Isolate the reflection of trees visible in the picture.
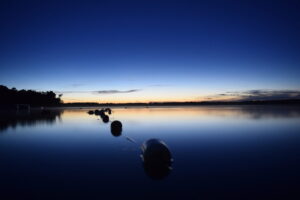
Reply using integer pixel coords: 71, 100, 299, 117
239, 105, 300, 119
0, 110, 63, 132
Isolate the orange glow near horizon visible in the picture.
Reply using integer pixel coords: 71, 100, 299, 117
62, 95, 239, 103
60, 88, 244, 103
61, 91, 195, 103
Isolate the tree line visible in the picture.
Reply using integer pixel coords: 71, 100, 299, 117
0, 85, 62, 106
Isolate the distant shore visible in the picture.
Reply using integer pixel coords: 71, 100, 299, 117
1, 99, 300, 111
61, 99, 300, 107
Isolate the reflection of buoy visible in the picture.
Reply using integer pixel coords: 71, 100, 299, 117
141, 139, 173, 180
111, 120, 122, 136
102, 114, 109, 123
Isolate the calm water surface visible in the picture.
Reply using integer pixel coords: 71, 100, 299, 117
1, 106, 300, 199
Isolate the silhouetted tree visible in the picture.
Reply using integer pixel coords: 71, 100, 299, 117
0, 85, 63, 106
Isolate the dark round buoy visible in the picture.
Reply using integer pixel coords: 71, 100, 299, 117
102, 114, 109, 123
105, 108, 112, 115
99, 109, 105, 117
94, 109, 100, 115
111, 120, 122, 136
141, 139, 173, 180
87, 110, 94, 115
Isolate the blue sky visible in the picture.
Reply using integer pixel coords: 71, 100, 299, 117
1, 0, 299, 102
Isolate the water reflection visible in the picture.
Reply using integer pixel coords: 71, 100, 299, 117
239, 105, 300, 119
111, 105, 300, 121
0, 109, 63, 132
0, 106, 300, 199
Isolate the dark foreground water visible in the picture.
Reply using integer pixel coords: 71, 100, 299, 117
1, 106, 300, 199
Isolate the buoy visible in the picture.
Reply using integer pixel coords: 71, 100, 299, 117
102, 114, 109, 123
94, 110, 100, 115
99, 109, 105, 117
111, 120, 122, 136
141, 139, 173, 180
105, 108, 112, 115
87, 110, 94, 115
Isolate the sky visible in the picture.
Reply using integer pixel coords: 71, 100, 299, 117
1, 0, 300, 103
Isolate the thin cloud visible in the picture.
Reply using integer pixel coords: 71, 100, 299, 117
217, 89, 300, 101
54, 90, 85, 94
94, 89, 140, 94
56, 89, 141, 95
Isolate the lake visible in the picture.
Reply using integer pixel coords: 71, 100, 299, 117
1, 106, 300, 199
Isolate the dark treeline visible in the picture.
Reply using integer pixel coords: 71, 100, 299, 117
1, 84, 300, 108
0, 85, 62, 107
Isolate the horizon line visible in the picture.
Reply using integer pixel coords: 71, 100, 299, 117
61, 99, 300, 105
